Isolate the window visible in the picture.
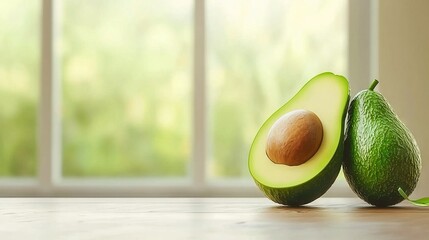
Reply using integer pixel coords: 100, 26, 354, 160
0, 1, 40, 177
207, 0, 347, 180
60, 0, 192, 177
0, 0, 373, 196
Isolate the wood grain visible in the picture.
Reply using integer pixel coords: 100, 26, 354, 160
0, 198, 427, 240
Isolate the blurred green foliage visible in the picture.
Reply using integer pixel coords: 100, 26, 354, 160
0, 0, 346, 178
0, 1, 39, 176
208, 0, 347, 178
61, 0, 192, 177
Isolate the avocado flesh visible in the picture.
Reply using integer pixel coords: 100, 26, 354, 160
248, 72, 350, 206
343, 82, 421, 207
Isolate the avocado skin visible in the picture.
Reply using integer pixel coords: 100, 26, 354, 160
255, 141, 343, 206
343, 90, 421, 207
254, 95, 349, 206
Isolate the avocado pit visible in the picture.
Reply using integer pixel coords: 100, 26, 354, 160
265, 109, 323, 166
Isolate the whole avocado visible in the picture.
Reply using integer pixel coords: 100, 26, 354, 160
343, 80, 421, 207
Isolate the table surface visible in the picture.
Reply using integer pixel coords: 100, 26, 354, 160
0, 197, 428, 240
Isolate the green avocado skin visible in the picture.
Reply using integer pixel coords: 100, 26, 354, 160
255, 139, 344, 206
255, 95, 349, 206
343, 90, 421, 207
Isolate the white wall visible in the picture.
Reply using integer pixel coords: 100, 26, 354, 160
378, 0, 429, 197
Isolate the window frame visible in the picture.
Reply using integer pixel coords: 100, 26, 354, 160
0, 0, 376, 197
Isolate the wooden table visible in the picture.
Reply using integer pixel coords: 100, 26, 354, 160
0, 198, 427, 239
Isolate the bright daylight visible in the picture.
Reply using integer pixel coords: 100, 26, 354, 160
1, 0, 429, 239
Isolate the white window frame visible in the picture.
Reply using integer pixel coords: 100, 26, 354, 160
0, 0, 377, 197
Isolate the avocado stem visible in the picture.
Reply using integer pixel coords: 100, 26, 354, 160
369, 79, 379, 91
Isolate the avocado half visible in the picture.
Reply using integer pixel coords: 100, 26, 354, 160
248, 72, 350, 206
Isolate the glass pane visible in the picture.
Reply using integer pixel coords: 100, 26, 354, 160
61, 0, 192, 177
0, 1, 40, 176
207, 0, 348, 179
